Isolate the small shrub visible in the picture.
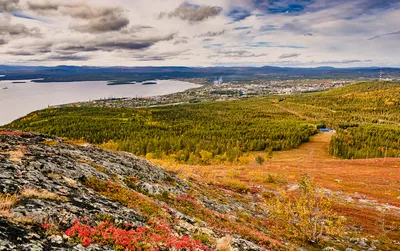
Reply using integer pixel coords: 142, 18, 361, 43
265, 173, 287, 185
255, 155, 265, 165
192, 233, 214, 246
268, 174, 344, 244
220, 179, 250, 194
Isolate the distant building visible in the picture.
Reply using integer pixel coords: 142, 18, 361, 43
214, 77, 223, 85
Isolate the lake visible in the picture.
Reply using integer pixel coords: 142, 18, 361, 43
0, 79, 200, 126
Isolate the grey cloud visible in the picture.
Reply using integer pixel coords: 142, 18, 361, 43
174, 37, 188, 45
133, 50, 188, 61
55, 45, 100, 53
0, 0, 20, 12
199, 29, 226, 37
279, 53, 300, 59
98, 41, 152, 50
0, 38, 7, 45
0, 16, 42, 38
27, 1, 123, 19
27, 1, 59, 12
96, 33, 175, 50
27, 1, 130, 33
8, 42, 53, 56
210, 49, 267, 58
316, 60, 372, 64
71, 15, 130, 33
160, 3, 222, 22
368, 31, 400, 40
5, 51, 36, 56
54, 33, 175, 54
127, 25, 155, 33
47, 54, 90, 61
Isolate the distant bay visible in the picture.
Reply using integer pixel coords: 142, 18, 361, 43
0, 79, 200, 126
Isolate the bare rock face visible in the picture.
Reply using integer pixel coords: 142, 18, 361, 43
0, 132, 266, 250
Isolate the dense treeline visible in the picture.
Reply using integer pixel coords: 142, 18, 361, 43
7, 82, 400, 161
280, 82, 400, 159
8, 99, 317, 164
330, 125, 400, 158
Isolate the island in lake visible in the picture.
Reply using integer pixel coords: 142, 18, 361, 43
142, 81, 157, 85
107, 81, 136, 86
12, 81, 26, 84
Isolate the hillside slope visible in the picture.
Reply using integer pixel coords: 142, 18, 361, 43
0, 131, 279, 250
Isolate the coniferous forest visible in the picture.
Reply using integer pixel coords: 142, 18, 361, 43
7, 82, 400, 162
8, 100, 316, 164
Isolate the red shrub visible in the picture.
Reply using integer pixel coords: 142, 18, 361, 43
65, 219, 212, 250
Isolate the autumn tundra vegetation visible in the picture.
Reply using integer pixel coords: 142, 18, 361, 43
2, 82, 400, 250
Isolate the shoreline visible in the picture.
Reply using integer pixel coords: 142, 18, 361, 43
0, 79, 202, 126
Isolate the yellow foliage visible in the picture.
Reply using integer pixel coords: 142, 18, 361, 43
268, 174, 344, 244
98, 140, 119, 151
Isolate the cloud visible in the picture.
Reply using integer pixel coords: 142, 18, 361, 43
160, 3, 223, 22
233, 26, 252, 30
210, 49, 267, 58
279, 53, 300, 59
368, 30, 400, 40
27, 1, 130, 33
53, 33, 176, 54
132, 50, 189, 61
0, 0, 20, 12
26, 0, 59, 12
0, 38, 6, 45
0, 15, 42, 38
47, 54, 90, 61
7, 41, 53, 55
318, 60, 372, 64
198, 29, 226, 37
173, 37, 188, 45
70, 15, 129, 33
127, 25, 155, 33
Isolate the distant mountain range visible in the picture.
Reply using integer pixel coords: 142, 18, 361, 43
1, 65, 399, 82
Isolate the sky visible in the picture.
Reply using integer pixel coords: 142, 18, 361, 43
0, 0, 399, 67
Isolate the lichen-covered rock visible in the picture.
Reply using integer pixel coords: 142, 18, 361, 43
0, 132, 271, 250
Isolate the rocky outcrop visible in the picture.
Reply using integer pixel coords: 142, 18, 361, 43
0, 132, 267, 250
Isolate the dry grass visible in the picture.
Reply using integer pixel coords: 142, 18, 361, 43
62, 138, 91, 147
47, 173, 78, 187
63, 177, 78, 187
0, 194, 17, 217
43, 139, 60, 146
21, 188, 59, 200
12, 216, 35, 225
0, 146, 25, 163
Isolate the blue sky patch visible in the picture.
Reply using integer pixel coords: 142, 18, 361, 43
227, 8, 252, 22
